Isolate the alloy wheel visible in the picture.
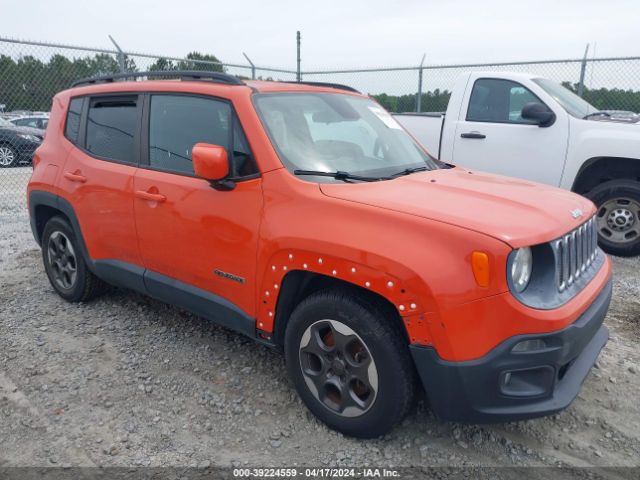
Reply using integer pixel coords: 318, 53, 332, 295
298, 319, 378, 418
47, 231, 78, 290
0, 146, 15, 166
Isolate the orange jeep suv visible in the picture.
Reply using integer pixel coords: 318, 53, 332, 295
28, 71, 612, 438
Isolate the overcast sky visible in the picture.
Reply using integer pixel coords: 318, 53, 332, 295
3, 0, 638, 70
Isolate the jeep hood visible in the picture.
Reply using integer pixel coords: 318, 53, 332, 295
319, 168, 596, 248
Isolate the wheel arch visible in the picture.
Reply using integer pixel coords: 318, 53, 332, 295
258, 250, 435, 348
572, 156, 640, 194
29, 190, 94, 271
269, 270, 410, 348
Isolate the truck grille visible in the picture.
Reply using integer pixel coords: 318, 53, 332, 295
552, 217, 598, 292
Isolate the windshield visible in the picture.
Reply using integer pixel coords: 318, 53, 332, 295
254, 93, 438, 182
0, 117, 13, 127
532, 78, 597, 118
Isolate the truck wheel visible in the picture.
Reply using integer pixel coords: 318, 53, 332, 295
284, 289, 416, 438
586, 179, 640, 257
42, 216, 107, 302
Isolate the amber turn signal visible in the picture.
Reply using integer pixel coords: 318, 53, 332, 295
471, 251, 490, 288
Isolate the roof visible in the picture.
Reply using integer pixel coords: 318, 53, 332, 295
65, 72, 362, 97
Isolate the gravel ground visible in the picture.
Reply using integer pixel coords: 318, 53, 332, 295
1, 167, 639, 474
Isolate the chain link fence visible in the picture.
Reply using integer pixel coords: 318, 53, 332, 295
1, 36, 640, 241
303, 56, 640, 113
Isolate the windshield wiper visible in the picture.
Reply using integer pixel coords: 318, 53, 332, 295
583, 111, 610, 120
293, 169, 387, 182
389, 166, 429, 178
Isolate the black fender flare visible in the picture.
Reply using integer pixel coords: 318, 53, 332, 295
29, 190, 95, 273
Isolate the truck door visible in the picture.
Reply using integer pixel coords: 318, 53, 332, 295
451, 77, 568, 186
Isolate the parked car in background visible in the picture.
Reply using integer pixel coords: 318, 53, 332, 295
9, 114, 49, 130
395, 72, 640, 256
0, 116, 44, 167
28, 71, 611, 437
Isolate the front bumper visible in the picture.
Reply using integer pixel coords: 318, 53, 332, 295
410, 279, 611, 422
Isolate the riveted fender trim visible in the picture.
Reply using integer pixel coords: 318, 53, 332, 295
257, 250, 429, 338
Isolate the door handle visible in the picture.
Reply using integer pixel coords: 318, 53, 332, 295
135, 190, 166, 203
63, 171, 87, 183
460, 132, 486, 139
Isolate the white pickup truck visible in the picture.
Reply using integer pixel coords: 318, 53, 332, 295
395, 72, 640, 256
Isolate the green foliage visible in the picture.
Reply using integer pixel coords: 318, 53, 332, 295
374, 85, 640, 114
562, 81, 640, 112
0, 50, 225, 112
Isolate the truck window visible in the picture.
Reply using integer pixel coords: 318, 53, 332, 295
467, 78, 541, 124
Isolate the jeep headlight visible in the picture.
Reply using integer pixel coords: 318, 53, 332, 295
510, 247, 532, 293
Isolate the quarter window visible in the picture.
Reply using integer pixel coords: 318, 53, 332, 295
467, 78, 542, 124
65, 98, 84, 144
86, 96, 138, 163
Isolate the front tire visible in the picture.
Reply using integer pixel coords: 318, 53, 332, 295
586, 179, 640, 257
284, 289, 416, 438
42, 216, 106, 302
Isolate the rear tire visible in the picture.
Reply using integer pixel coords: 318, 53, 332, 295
586, 179, 640, 257
42, 216, 107, 302
284, 289, 416, 438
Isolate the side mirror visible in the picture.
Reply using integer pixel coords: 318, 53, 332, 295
192, 143, 229, 181
521, 102, 556, 127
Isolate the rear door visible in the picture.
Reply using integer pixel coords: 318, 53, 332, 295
133, 92, 263, 317
451, 77, 568, 186
60, 94, 142, 266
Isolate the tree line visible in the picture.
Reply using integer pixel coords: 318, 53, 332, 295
372, 82, 640, 114
1, 52, 639, 114
0, 52, 225, 112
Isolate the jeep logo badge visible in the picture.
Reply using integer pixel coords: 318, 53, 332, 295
571, 208, 583, 219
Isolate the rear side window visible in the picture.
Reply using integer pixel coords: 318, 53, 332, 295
467, 78, 541, 124
86, 96, 138, 163
148, 94, 231, 175
65, 98, 84, 144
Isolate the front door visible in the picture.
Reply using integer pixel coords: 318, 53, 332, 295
451, 77, 569, 186
133, 93, 263, 318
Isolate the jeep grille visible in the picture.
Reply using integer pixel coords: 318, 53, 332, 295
551, 216, 598, 292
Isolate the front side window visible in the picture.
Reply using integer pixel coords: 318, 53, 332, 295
254, 93, 438, 182
467, 78, 542, 124
149, 95, 231, 175
86, 96, 138, 163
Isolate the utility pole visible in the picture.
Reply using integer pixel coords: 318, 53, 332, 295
296, 31, 302, 82
577, 43, 590, 98
416, 53, 426, 112
108, 35, 126, 73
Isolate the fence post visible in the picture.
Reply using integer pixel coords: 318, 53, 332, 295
108, 35, 126, 73
577, 43, 590, 97
296, 31, 302, 81
243, 52, 256, 79
416, 53, 426, 112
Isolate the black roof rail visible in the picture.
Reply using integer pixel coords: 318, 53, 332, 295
70, 70, 245, 88
294, 81, 360, 93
